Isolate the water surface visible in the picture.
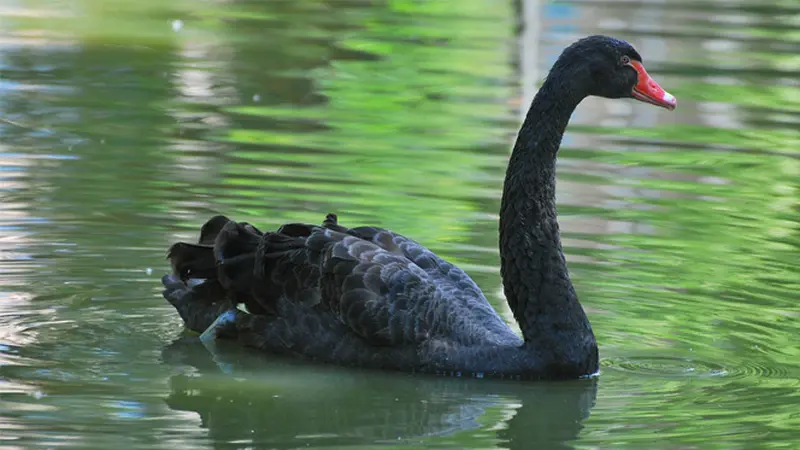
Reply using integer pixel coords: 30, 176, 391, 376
0, 0, 798, 448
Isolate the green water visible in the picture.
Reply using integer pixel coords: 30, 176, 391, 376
0, 0, 797, 448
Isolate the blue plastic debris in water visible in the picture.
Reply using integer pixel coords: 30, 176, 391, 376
200, 309, 237, 343
198, 310, 238, 374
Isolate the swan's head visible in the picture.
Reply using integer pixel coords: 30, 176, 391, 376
553, 35, 677, 110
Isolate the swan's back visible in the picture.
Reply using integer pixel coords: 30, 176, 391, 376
167, 214, 518, 349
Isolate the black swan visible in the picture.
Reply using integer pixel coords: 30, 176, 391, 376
161, 35, 676, 380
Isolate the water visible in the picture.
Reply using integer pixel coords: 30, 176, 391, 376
0, 0, 798, 448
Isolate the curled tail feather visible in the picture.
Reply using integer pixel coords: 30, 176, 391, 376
167, 216, 272, 315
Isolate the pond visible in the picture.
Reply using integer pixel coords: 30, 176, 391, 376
0, 0, 798, 448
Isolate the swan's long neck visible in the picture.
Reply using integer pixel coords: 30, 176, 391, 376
499, 74, 598, 371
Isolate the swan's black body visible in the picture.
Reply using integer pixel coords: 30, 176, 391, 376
162, 35, 675, 380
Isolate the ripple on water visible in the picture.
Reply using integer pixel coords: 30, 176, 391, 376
603, 355, 729, 378
602, 355, 796, 380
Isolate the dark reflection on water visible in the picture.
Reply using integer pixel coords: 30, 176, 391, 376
0, 0, 798, 448
162, 337, 596, 449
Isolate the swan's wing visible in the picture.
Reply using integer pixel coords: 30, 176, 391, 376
248, 226, 437, 346
320, 214, 485, 302
349, 227, 485, 299
167, 214, 493, 347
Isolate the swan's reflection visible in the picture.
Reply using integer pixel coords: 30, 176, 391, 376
162, 337, 597, 449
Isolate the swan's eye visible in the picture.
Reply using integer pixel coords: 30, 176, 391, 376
620, 55, 631, 65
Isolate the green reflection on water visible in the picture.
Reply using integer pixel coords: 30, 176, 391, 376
0, 0, 798, 448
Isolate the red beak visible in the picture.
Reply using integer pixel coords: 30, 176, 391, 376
629, 60, 676, 110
